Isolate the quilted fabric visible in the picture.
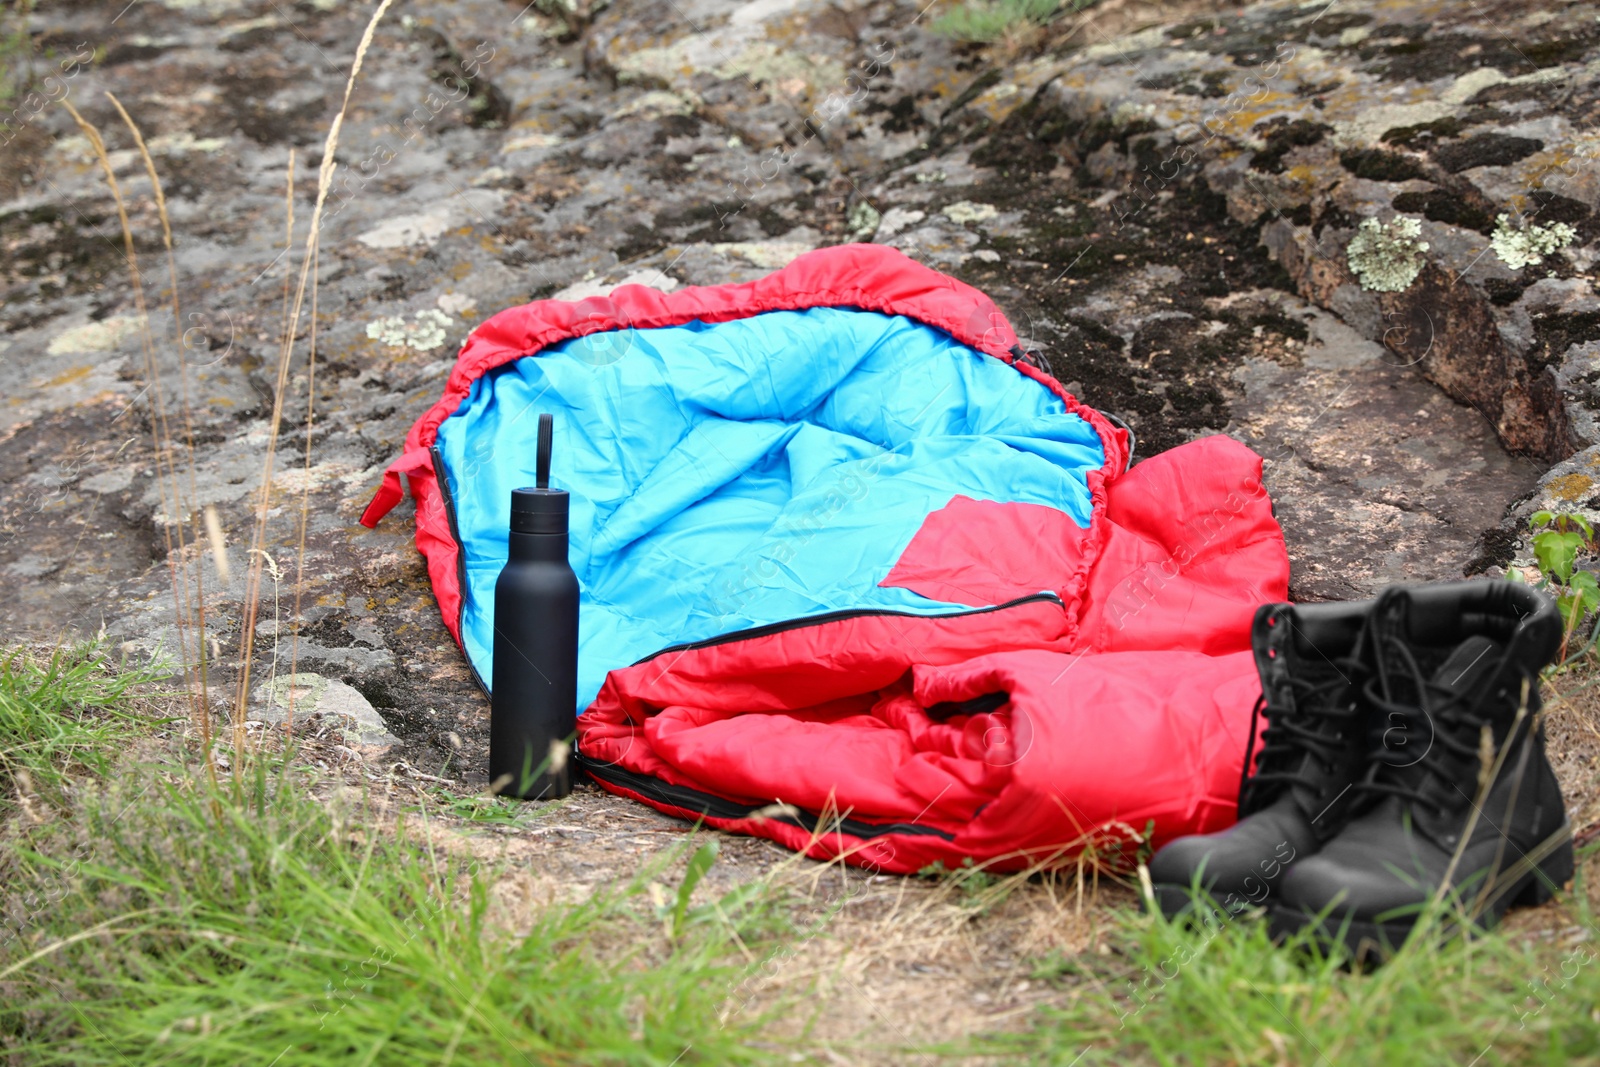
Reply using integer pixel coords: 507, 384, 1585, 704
362, 244, 1289, 872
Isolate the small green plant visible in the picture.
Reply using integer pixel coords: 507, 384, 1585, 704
425, 786, 543, 826
931, 0, 1095, 45
660, 840, 720, 940
1522, 510, 1600, 661
916, 856, 1016, 915
1028, 946, 1091, 984
918, 856, 998, 894
647, 838, 797, 946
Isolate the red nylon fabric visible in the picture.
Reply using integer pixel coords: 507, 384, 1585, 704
578, 435, 1288, 873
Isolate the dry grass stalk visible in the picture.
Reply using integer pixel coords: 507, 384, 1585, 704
227, 152, 297, 769
229, 0, 397, 759
106, 91, 218, 777
287, 239, 322, 739
203, 505, 231, 582
56, 99, 214, 784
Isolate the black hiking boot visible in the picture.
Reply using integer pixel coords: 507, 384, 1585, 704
1147, 599, 1373, 920
1270, 580, 1572, 960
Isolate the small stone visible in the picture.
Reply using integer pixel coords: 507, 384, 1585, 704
1440, 67, 1505, 104
502, 131, 564, 153
250, 673, 399, 749
357, 211, 454, 249
710, 240, 815, 269
7, 554, 58, 578
79, 468, 135, 495
605, 90, 699, 124
435, 293, 478, 316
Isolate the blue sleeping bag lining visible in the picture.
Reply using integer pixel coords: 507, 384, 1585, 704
432, 307, 1105, 709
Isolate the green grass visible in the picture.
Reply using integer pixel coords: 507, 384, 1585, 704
0, 643, 175, 812
970, 876, 1600, 1066
0, 1, 35, 108
424, 786, 549, 826
0, 646, 793, 1066
930, 0, 1095, 45
8, 644, 1600, 1065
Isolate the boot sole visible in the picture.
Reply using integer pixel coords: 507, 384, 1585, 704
1267, 833, 1576, 962
1149, 883, 1259, 923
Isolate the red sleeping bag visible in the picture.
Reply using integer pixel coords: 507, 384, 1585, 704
362, 244, 1290, 874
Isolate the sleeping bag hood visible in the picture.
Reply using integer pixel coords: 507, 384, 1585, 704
361, 244, 1291, 874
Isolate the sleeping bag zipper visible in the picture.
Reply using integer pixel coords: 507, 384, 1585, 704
581, 591, 1065, 843
571, 753, 959, 840
631, 590, 1065, 665
431, 445, 489, 694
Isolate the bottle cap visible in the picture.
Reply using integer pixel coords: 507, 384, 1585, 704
511, 486, 568, 534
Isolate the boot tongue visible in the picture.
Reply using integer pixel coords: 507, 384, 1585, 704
1430, 634, 1505, 696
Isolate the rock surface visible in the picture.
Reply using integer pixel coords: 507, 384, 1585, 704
1, 0, 1596, 778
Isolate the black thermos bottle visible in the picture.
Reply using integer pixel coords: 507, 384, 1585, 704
490, 413, 580, 799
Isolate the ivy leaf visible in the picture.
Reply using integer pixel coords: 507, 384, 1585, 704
1531, 510, 1555, 530
1569, 514, 1595, 541
1534, 530, 1583, 584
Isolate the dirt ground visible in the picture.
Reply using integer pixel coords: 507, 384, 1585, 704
357, 655, 1599, 1060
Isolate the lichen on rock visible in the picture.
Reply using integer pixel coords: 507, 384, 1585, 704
1489, 213, 1578, 271
847, 202, 881, 240
1346, 216, 1429, 293
365, 309, 454, 352
942, 201, 999, 225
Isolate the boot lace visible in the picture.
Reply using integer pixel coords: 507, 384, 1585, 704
1353, 636, 1510, 817
1239, 663, 1364, 810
